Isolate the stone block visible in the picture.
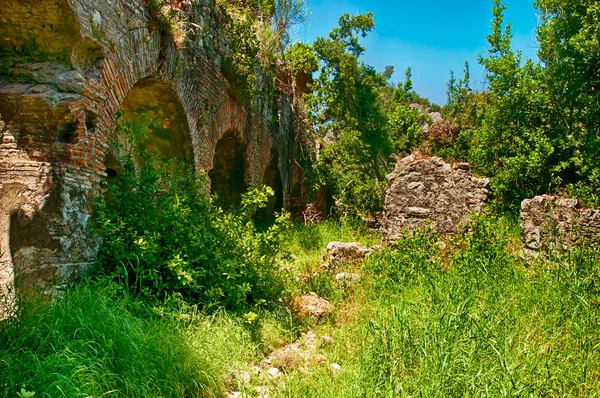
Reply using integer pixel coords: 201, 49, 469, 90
520, 195, 600, 260
382, 155, 489, 240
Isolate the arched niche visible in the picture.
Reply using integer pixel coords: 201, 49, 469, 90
262, 149, 284, 213
105, 78, 194, 175
253, 148, 284, 228
209, 130, 249, 211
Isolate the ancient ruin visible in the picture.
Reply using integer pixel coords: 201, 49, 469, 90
520, 195, 600, 260
0, 0, 299, 294
382, 155, 489, 241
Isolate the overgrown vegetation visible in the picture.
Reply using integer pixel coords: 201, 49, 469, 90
2, 0, 600, 396
217, 0, 308, 101
439, 0, 600, 210
289, 0, 600, 214
4, 214, 598, 396
276, 216, 600, 397
294, 13, 437, 216
94, 118, 289, 312
0, 276, 306, 397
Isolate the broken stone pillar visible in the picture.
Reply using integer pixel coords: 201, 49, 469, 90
0, 117, 53, 313
382, 155, 489, 241
520, 195, 600, 260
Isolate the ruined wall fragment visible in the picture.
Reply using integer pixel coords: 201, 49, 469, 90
520, 195, 600, 260
382, 155, 489, 241
0, 0, 299, 292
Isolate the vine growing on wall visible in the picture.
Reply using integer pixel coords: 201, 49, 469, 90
217, 0, 271, 101
216, 0, 309, 103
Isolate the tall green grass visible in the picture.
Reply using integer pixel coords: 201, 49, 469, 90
278, 215, 600, 397
0, 280, 262, 397
280, 218, 380, 303
3, 215, 598, 397
282, 218, 380, 266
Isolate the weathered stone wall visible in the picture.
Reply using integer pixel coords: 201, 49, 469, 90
520, 195, 600, 260
0, 0, 296, 293
382, 155, 489, 241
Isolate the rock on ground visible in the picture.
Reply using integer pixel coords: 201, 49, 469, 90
322, 241, 369, 272
289, 293, 334, 322
262, 330, 327, 371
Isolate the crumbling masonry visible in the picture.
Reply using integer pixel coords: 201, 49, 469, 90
0, 0, 298, 293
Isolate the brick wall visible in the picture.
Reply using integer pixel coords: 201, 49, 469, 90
0, 0, 295, 293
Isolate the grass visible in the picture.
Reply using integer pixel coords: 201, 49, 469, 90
276, 214, 600, 397
281, 217, 380, 276
279, 218, 380, 304
0, 280, 263, 397
2, 214, 599, 397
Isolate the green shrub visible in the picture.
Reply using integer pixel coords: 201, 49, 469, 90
94, 121, 289, 312
364, 228, 439, 288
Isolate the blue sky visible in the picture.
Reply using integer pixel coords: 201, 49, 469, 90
296, 0, 539, 105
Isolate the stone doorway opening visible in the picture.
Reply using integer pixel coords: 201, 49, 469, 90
105, 77, 194, 176
209, 130, 249, 211
254, 149, 284, 227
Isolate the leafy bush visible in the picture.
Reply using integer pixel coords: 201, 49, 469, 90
94, 121, 289, 312
384, 104, 423, 153
439, 0, 600, 210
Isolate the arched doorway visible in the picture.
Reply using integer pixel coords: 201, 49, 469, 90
209, 130, 248, 211
106, 78, 194, 175
253, 149, 284, 228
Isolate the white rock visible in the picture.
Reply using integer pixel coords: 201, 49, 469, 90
266, 367, 281, 378
319, 335, 335, 347
335, 272, 361, 281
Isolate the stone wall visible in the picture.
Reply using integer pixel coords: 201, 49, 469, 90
0, 0, 298, 294
382, 155, 489, 241
520, 195, 600, 259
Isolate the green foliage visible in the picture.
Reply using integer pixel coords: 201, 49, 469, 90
219, 7, 261, 101
94, 119, 288, 312
218, 0, 309, 102
278, 215, 600, 397
283, 42, 318, 75
384, 100, 425, 153
470, 1, 553, 207
299, 13, 444, 215
535, 0, 600, 205
306, 13, 394, 215
440, 0, 600, 210
0, 281, 227, 397
0, 278, 303, 397
365, 229, 439, 288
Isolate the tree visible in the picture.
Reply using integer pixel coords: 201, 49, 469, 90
306, 13, 392, 214
535, 0, 600, 204
462, 0, 553, 209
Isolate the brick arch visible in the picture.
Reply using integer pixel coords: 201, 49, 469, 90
259, 145, 284, 216
73, 28, 201, 178
0, 0, 287, 295
208, 129, 249, 211
204, 99, 247, 172
103, 77, 196, 171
